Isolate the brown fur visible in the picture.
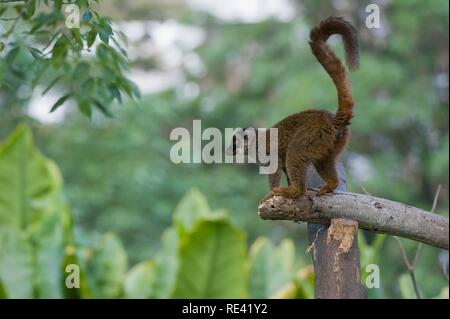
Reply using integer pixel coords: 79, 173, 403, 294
270, 17, 359, 198
231, 17, 359, 199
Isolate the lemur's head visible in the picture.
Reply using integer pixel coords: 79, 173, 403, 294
226, 128, 257, 157
226, 127, 278, 173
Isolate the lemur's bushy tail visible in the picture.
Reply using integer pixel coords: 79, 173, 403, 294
309, 17, 359, 127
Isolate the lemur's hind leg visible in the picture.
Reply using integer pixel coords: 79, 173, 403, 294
272, 152, 309, 199
313, 156, 339, 195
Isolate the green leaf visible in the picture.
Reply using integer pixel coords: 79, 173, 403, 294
172, 218, 248, 298
84, 233, 128, 298
124, 261, 156, 299
0, 125, 62, 228
108, 85, 122, 103
50, 94, 71, 112
78, 101, 92, 118
81, 78, 97, 97
6, 47, 21, 64
129, 81, 141, 99
248, 238, 294, 298
0, 227, 34, 298
82, 10, 93, 22
0, 125, 70, 298
93, 99, 113, 118
86, 30, 97, 48
51, 36, 68, 66
20, 0, 36, 19
70, 29, 83, 49
53, 0, 63, 10
99, 31, 110, 44
72, 61, 90, 82
173, 188, 212, 233
153, 227, 179, 298
29, 212, 67, 298
28, 47, 43, 60
42, 76, 63, 96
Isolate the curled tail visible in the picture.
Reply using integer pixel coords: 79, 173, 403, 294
309, 16, 359, 128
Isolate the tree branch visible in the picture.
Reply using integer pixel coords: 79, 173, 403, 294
258, 190, 449, 250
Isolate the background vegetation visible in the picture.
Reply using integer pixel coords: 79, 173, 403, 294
0, 0, 448, 298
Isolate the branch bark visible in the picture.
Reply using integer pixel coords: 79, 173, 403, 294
310, 218, 367, 299
258, 191, 449, 250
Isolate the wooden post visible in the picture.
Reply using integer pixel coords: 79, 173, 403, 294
306, 164, 367, 299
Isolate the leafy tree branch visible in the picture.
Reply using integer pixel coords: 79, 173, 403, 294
0, 0, 139, 117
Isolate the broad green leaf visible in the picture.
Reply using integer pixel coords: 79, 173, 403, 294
0, 227, 34, 298
29, 212, 66, 298
152, 227, 179, 298
249, 238, 294, 298
173, 188, 213, 233
0, 125, 72, 298
172, 218, 248, 298
277, 239, 295, 272
124, 261, 156, 299
84, 233, 128, 298
0, 124, 62, 228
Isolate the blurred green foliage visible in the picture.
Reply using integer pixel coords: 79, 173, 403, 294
0, 125, 72, 298
0, 0, 448, 298
0, 128, 313, 298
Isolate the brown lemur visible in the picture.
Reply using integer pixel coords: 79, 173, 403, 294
226, 17, 359, 199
